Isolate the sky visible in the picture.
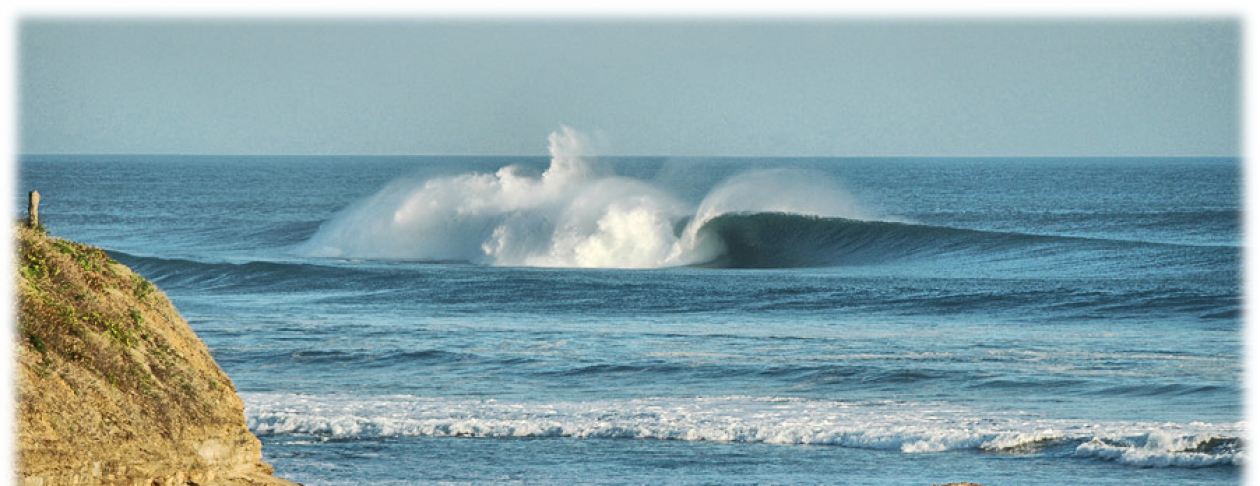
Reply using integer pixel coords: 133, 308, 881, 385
18, 19, 1240, 156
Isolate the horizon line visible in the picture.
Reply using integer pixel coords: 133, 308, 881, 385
15, 153, 1243, 159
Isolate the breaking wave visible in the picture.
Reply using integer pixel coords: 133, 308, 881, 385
298, 126, 874, 268
297, 127, 1237, 270
244, 393, 1243, 469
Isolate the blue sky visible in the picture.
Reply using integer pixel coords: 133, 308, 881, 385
18, 19, 1239, 156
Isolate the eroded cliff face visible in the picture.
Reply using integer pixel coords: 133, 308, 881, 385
15, 225, 297, 486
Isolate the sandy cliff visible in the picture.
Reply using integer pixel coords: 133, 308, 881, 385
15, 225, 298, 486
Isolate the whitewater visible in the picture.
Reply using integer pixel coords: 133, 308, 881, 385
300, 126, 873, 268
19, 128, 1242, 485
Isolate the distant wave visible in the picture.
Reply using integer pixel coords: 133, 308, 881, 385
244, 393, 1243, 469
297, 126, 878, 268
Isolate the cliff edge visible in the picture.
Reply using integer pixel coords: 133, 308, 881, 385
15, 225, 298, 486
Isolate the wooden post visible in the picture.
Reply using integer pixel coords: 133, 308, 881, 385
28, 191, 39, 228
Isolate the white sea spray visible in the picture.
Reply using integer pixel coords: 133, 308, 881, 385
299, 126, 869, 268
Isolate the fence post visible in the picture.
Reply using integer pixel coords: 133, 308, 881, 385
28, 191, 39, 226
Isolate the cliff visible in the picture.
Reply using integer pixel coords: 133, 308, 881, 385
15, 225, 298, 486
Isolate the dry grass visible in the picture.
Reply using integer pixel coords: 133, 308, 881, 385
15, 224, 296, 485
17, 224, 222, 420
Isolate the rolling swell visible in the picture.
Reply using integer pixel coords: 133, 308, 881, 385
104, 223, 1238, 320
689, 212, 1232, 269
108, 250, 373, 293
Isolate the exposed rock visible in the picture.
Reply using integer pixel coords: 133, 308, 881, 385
15, 225, 298, 486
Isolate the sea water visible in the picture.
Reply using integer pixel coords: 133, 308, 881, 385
18, 135, 1241, 484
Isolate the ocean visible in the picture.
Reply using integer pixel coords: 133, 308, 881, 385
18, 142, 1242, 484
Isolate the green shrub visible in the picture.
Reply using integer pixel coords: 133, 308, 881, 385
51, 239, 76, 255
132, 275, 155, 300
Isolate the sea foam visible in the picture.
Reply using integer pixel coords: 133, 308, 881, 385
243, 393, 1242, 468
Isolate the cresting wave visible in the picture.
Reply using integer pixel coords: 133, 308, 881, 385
298, 126, 874, 268
243, 393, 1242, 468
296, 127, 1238, 269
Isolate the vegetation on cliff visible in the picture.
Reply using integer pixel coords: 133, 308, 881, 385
16, 224, 296, 485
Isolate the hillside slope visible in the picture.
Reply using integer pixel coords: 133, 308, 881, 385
15, 225, 298, 486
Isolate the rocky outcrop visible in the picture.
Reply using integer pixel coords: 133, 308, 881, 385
15, 225, 298, 486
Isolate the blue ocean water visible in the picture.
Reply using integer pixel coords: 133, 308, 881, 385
18, 146, 1242, 485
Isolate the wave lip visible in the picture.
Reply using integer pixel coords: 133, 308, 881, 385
243, 393, 1242, 469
